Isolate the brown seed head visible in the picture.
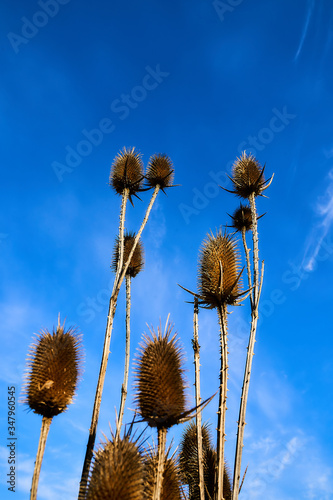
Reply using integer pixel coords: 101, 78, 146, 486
22, 324, 83, 418
145, 154, 174, 190
112, 231, 144, 278
109, 147, 144, 199
231, 152, 266, 198
198, 230, 242, 308
143, 447, 182, 500
86, 436, 144, 500
133, 323, 187, 429
179, 421, 232, 500
229, 204, 252, 232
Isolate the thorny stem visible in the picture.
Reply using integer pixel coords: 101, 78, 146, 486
193, 297, 205, 500
241, 227, 253, 310
78, 185, 160, 499
215, 303, 228, 500
153, 427, 167, 500
112, 188, 129, 295
30, 417, 52, 500
116, 274, 131, 440
232, 193, 263, 500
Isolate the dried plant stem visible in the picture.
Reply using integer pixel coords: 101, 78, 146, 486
232, 194, 263, 500
193, 297, 205, 500
216, 303, 228, 500
154, 427, 167, 500
116, 274, 131, 439
30, 416, 52, 500
112, 188, 129, 295
241, 227, 253, 309
78, 185, 160, 499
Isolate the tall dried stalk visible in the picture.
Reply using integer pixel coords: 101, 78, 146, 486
78, 185, 160, 498
193, 297, 205, 500
116, 274, 131, 439
216, 303, 228, 500
154, 427, 167, 500
30, 416, 52, 500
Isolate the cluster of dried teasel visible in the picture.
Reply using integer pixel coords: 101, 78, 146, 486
22, 149, 272, 500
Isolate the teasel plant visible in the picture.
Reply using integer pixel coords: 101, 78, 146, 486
143, 445, 183, 499
79, 150, 175, 497
223, 152, 273, 500
112, 231, 145, 440
21, 317, 83, 500
133, 321, 187, 500
84, 431, 145, 500
179, 421, 232, 500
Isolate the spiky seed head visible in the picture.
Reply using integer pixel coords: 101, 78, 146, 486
22, 324, 83, 418
109, 147, 144, 199
229, 204, 252, 232
133, 323, 187, 429
198, 229, 242, 308
179, 421, 232, 500
86, 436, 144, 500
143, 448, 182, 500
112, 231, 144, 278
145, 154, 174, 190
231, 152, 266, 198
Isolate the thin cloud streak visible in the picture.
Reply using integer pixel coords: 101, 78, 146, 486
302, 168, 333, 271
294, 0, 315, 61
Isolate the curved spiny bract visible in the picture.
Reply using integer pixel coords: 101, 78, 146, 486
229, 152, 271, 199
198, 229, 242, 309
22, 324, 83, 418
133, 323, 187, 429
143, 448, 183, 500
86, 436, 144, 500
112, 231, 145, 278
109, 147, 144, 201
145, 154, 174, 191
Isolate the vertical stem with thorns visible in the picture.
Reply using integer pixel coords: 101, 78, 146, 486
216, 303, 228, 500
193, 297, 205, 500
116, 274, 131, 439
78, 185, 160, 499
112, 188, 129, 295
232, 193, 263, 500
30, 416, 52, 500
154, 427, 167, 500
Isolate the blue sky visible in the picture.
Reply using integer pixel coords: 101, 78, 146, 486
1, 0, 333, 498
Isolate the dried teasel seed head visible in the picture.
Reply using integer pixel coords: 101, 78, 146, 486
143, 447, 182, 500
229, 204, 252, 232
179, 421, 232, 500
231, 152, 267, 198
145, 154, 174, 191
198, 229, 242, 308
86, 436, 144, 500
109, 147, 144, 200
111, 231, 144, 278
22, 323, 83, 418
133, 322, 187, 429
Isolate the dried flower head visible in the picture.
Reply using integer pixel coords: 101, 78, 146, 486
86, 436, 144, 500
198, 229, 243, 308
145, 154, 174, 191
228, 152, 272, 198
179, 421, 232, 500
134, 322, 187, 429
143, 447, 182, 500
229, 204, 252, 232
109, 147, 144, 202
112, 231, 144, 278
22, 323, 83, 418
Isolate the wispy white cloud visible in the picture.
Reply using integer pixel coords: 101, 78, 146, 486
294, 0, 315, 61
302, 167, 333, 271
